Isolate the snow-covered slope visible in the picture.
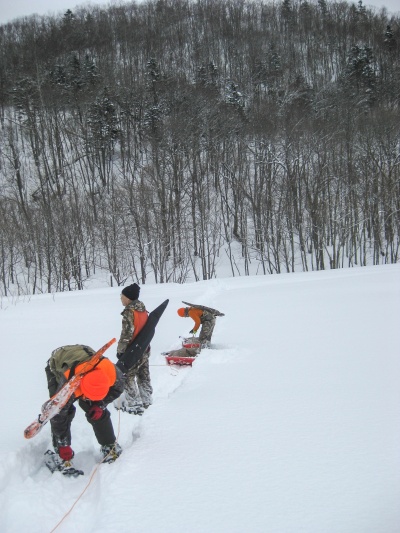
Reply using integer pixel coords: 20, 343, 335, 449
1, 265, 399, 533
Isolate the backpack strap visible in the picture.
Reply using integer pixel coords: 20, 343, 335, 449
68, 354, 103, 379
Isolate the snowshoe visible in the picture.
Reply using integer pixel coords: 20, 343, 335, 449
101, 442, 122, 464
44, 449, 84, 477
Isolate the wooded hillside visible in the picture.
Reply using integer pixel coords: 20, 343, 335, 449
0, 0, 399, 294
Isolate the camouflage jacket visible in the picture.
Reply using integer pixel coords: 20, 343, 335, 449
117, 300, 148, 354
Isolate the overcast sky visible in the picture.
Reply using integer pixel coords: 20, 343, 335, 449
0, 0, 398, 26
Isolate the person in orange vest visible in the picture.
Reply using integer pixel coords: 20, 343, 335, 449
177, 306, 216, 348
116, 283, 153, 415
45, 344, 124, 467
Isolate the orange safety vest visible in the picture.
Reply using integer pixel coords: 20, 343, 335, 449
130, 309, 148, 344
187, 308, 203, 331
64, 358, 117, 399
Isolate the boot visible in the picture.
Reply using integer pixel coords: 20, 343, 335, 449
100, 442, 122, 463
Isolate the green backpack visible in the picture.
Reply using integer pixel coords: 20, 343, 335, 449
49, 344, 95, 380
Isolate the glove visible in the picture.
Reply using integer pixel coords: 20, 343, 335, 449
88, 404, 104, 421
189, 329, 197, 335
58, 445, 74, 461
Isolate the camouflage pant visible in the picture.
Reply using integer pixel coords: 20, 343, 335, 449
124, 352, 153, 409
199, 315, 216, 344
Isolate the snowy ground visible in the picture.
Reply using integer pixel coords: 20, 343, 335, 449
0, 265, 399, 533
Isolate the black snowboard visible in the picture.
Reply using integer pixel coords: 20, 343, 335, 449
116, 299, 169, 374
182, 301, 224, 317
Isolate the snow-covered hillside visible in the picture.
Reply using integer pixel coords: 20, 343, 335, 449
1, 265, 399, 533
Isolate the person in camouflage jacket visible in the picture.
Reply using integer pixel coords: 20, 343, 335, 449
116, 283, 153, 415
45, 344, 124, 463
177, 306, 216, 348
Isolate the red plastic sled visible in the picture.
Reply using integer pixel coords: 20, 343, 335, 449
165, 355, 196, 366
182, 342, 201, 349
181, 336, 201, 349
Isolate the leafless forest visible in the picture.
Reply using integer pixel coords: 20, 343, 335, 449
0, 0, 399, 295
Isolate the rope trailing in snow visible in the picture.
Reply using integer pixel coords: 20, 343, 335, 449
49, 361, 181, 531
150, 363, 180, 376
49, 398, 122, 533
149, 364, 180, 376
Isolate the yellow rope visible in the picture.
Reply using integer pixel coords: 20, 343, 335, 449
49, 360, 183, 531
49, 400, 122, 533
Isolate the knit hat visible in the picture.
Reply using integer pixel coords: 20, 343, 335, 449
80, 368, 110, 401
177, 307, 187, 317
121, 283, 140, 301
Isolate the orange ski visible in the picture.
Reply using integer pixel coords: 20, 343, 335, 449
24, 338, 116, 439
